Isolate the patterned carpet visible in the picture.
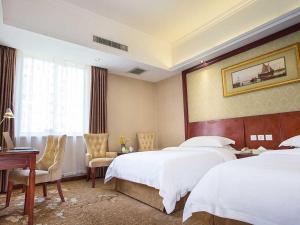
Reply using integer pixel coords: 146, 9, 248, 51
0, 179, 184, 225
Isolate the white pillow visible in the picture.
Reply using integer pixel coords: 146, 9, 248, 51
279, 135, 300, 147
179, 136, 235, 148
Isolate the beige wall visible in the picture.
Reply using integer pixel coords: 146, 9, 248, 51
187, 31, 300, 122
107, 73, 185, 151
155, 74, 185, 148
107, 73, 157, 151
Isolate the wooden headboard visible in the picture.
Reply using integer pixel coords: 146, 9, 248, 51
187, 111, 300, 150
188, 118, 245, 149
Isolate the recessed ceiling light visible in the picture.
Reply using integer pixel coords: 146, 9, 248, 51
200, 60, 204, 64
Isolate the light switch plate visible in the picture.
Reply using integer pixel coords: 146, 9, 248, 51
265, 134, 273, 141
257, 135, 265, 141
250, 135, 257, 141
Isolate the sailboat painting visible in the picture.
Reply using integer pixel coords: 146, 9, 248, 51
232, 57, 286, 88
222, 43, 300, 97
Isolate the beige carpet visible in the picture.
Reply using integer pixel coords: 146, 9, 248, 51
0, 179, 185, 225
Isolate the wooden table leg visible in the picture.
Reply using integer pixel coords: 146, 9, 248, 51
0, 170, 8, 193
27, 168, 35, 225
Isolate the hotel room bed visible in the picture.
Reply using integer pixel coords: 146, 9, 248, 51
183, 149, 300, 225
105, 146, 236, 214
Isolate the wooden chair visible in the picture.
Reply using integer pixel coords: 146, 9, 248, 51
6, 135, 67, 210
83, 133, 117, 188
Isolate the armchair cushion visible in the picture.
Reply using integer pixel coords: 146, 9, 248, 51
88, 158, 114, 168
105, 151, 117, 158
9, 169, 49, 185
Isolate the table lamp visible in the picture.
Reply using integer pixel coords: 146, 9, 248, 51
0, 108, 14, 125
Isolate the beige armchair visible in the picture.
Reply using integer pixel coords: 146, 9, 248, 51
83, 133, 117, 188
137, 132, 156, 151
6, 135, 67, 209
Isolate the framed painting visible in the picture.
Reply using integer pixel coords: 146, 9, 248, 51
221, 43, 300, 97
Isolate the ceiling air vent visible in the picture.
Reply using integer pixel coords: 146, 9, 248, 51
128, 67, 146, 75
93, 35, 128, 52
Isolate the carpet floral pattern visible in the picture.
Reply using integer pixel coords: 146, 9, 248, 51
0, 180, 184, 225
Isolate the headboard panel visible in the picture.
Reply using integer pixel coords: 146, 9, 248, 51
187, 111, 300, 150
244, 114, 281, 149
188, 118, 245, 149
280, 111, 300, 141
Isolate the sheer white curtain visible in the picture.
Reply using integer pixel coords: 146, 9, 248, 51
15, 53, 91, 176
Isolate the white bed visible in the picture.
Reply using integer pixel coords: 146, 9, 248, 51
183, 149, 300, 225
105, 146, 236, 214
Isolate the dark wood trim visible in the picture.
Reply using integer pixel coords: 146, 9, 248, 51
181, 73, 189, 140
182, 23, 300, 138
56, 180, 65, 202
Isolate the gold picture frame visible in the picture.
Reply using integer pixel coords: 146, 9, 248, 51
222, 43, 300, 97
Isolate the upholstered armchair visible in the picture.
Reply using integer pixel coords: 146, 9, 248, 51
6, 135, 67, 209
83, 133, 117, 188
137, 132, 156, 151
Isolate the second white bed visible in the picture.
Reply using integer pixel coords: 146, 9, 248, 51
183, 149, 300, 225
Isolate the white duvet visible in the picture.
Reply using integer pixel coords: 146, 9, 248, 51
105, 147, 235, 214
183, 149, 300, 225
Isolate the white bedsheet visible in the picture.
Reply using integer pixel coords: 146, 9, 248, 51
105, 147, 235, 214
183, 149, 300, 225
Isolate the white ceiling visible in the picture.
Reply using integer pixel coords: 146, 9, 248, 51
0, 22, 176, 82
1, 0, 300, 82
63, 0, 248, 42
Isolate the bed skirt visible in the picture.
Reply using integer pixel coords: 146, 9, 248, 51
184, 212, 251, 225
114, 178, 189, 213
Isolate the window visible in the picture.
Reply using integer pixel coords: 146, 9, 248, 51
15, 55, 91, 136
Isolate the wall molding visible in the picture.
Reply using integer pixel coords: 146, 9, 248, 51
172, 8, 300, 71
182, 22, 300, 139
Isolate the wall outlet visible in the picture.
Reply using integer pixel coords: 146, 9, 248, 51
250, 135, 257, 141
257, 135, 265, 141
265, 134, 273, 141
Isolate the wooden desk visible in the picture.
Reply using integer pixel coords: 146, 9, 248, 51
0, 150, 39, 225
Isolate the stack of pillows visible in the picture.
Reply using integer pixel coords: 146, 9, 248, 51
279, 135, 300, 148
179, 136, 236, 151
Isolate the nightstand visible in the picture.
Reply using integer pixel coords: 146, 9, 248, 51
117, 152, 133, 156
235, 153, 257, 159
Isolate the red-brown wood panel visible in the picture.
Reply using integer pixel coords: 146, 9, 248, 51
187, 111, 300, 151
188, 118, 245, 150
279, 111, 300, 142
244, 114, 282, 149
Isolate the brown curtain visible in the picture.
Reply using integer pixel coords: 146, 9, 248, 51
0, 45, 16, 193
89, 66, 107, 133
0, 45, 16, 148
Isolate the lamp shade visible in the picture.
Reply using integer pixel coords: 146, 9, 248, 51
3, 108, 14, 119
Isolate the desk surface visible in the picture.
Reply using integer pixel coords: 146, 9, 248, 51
0, 150, 39, 155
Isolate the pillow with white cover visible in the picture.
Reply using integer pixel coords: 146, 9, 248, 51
279, 135, 300, 147
179, 136, 235, 148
